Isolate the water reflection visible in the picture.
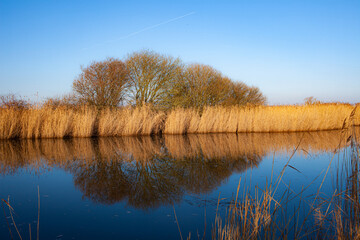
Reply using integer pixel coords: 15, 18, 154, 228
0, 129, 357, 209
66, 137, 260, 209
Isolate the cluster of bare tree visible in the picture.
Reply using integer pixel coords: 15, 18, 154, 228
72, 50, 266, 109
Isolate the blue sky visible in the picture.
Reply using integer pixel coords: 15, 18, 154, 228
1, 0, 359, 104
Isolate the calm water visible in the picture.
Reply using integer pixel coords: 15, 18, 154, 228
0, 130, 356, 239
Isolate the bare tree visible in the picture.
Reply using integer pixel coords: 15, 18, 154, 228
73, 58, 129, 107
125, 50, 182, 107
304, 96, 320, 105
165, 64, 266, 109
243, 86, 267, 105
166, 64, 232, 109
224, 82, 267, 106
43, 93, 79, 109
72, 51, 266, 110
0, 94, 29, 109
185, 64, 232, 108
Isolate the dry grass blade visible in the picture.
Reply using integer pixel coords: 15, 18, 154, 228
2, 200, 14, 240
6, 196, 23, 240
29, 223, 32, 240
173, 205, 184, 240
37, 186, 40, 240
1, 199, 14, 211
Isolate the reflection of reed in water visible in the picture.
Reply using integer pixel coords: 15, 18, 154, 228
97, 136, 164, 163
165, 128, 359, 158
166, 134, 263, 165
0, 128, 358, 209
0, 140, 44, 174
0, 129, 357, 175
0, 136, 165, 173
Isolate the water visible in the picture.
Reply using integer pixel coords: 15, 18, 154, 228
0, 130, 356, 239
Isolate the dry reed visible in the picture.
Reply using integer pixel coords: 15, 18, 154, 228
122, 105, 165, 136
165, 104, 360, 134
41, 107, 73, 138
0, 103, 359, 139
0, 108, 21, 139
98, 105, 166, 136
72, 106, 97, 137
163, 108, 198, 134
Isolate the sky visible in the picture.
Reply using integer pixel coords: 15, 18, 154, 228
1, 0, 359, 105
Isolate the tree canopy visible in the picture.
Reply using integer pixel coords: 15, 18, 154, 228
73, 58, 129, 107
164, 64, 266, 110
72, 51, 266, 109
125, 50, 182, 107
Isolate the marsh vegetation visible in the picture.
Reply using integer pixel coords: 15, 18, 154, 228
0, 103, 359, 139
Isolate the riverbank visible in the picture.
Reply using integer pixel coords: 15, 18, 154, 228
0, 103, 359, 139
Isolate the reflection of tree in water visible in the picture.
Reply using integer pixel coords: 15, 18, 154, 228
71, 160, 130, 204
70, 154, 185, 209
1, 129, 357, 209
125, 156, 184, 209
65, 137, 262, 209
174, 154, 261, 195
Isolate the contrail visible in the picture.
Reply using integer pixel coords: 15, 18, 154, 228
83, 11, 196, 50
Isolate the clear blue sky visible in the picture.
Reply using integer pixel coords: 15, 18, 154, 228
1, 0, 359, 104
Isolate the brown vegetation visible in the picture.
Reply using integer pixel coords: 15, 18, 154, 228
0, 103, 359, 139
71, 50, 266, 109
165, 103, 360, 134
97, 105, 165, 136
73, 58, 129, 107
169, 64, 232, 109
126, 50, 183, 108
168, 64, 266, 110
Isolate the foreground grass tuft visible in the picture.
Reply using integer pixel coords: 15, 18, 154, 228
210, 126, 360, 239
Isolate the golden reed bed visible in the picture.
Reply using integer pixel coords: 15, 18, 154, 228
0, 104, 359, 139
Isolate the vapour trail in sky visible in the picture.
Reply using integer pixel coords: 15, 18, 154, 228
82, 11, 196, 50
